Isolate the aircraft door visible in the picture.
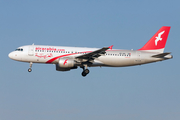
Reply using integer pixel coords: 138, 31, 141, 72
135, 51, 141, 63
28, 45, 34, 56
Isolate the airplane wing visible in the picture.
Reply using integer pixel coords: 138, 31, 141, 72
76, 47, 109, 60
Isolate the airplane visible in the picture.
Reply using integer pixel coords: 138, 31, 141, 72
8, 26, 173, 77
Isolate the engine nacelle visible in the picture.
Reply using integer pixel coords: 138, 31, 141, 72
56, 64, 71, 71
58, 58, 75, 68
56, 58, 77, 71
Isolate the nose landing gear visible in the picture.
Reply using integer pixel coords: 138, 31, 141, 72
28, 62, 33, 72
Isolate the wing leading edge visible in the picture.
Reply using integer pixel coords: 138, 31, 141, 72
76, 47, 109, 60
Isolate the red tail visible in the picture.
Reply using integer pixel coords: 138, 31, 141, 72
139, 26, 171, 52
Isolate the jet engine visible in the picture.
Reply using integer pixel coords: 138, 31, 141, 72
56, 58, 77, 71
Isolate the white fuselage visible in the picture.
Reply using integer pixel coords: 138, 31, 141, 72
8, 45, 172, 67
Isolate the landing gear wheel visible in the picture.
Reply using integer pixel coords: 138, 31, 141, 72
84, 69, 89, 74
82, 71, 87, 77
28, 68, 32, 72
81, 69, 90, 77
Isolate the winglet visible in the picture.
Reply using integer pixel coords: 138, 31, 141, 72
109, 45, 113, 50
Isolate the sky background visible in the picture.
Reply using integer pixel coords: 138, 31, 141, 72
0, 0, 180, 120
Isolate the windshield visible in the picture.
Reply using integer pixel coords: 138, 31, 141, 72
15, 48, 23, 51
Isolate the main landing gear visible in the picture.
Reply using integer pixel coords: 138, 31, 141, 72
28, 62, 33, 72
81, 65, 90, 77
82, 69, 90, 77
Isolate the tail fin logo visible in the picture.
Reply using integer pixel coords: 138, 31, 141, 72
155, 31, 165, 46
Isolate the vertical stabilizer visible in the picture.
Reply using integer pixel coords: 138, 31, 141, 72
138, 26, 171, 53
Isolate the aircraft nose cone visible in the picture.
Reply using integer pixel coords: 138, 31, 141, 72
8, 52, 22, 61
8, 52, 13, 59
8, 52, 16, 60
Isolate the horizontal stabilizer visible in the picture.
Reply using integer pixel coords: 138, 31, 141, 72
152, 52, 171, 58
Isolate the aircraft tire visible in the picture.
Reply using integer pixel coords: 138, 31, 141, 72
28, 68, 32, 72
84, 69, 89, 74
82, 71, 87, 77
81, 69, 90, 77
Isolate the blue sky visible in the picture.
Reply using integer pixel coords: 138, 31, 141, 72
1, 0, 180, 120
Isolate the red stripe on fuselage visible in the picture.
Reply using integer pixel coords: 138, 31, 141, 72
45, 49, 117, 63
46, 53, 77, 63
45, 51, 93, 63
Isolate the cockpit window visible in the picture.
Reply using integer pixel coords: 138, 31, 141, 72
15, 48, 23, 51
